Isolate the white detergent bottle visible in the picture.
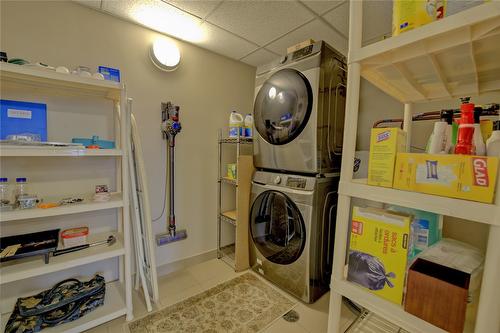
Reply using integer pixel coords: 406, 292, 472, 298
244, 114, 253, 138
486, 120, 500, 157
473, 107, 486, 156
427, 121, 448, 154
229, 111, 243, 138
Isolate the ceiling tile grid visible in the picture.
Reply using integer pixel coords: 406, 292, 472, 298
75, 0, 358, 67
239, 48, 279, 67
301, 0, 345, 16
162, 0, 221, 19
265, 19, 347, 57
205, 1, 316, 46
322, 1, 348, 37
198, 22, 259, 60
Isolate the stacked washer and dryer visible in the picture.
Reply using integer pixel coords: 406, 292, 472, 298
249, 41, 347, 303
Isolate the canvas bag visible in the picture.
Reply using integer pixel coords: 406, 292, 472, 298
5, 275, 105, 333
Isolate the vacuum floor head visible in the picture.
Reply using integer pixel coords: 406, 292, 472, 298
156, 229, 187, 246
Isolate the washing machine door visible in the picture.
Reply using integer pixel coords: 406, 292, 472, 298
254, 68, 313, 145
250, 190, 306, 265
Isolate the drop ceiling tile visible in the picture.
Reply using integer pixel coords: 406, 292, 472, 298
322, 1, 348, 37
266, 19, 347, 56
362, 0, 392, 45
206, 1, 315, 46
240, 49, 278, 67
102, 0, 203, 42
300, 0, 344, 15
162, 0, 221, 19
73, 0, 102, 9
198, 22, 258, 60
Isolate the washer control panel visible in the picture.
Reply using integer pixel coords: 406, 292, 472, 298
286, 177, 307, 189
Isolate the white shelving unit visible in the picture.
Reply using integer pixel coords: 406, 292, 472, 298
328, 2, 500, 333
0, 63, 133, 330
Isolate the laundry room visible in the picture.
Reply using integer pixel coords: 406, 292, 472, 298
0, 1, 499, 333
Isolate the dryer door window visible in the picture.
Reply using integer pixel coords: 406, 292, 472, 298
254, 68, 312, 145
250, 190, 306, 265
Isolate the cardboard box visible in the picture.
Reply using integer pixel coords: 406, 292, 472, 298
368, 128, 407, 187
393, 153, 499, 203
405, 239, 483, 333
386, 205, 442, 260
347, 206, 411, 305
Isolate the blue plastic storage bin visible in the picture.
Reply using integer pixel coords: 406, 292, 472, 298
0, 100, 47, 141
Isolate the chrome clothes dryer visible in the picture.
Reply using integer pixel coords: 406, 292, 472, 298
253, 41, 347, 174
249, 171, 339, 303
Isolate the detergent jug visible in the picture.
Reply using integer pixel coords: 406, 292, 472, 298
244, 114, 253, 138
229, 111, 243, 138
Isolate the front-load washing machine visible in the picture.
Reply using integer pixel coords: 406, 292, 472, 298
249, 170, 339, 303
253, 41, 347, 174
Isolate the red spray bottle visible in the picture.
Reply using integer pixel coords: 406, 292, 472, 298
454, 97, 475, 155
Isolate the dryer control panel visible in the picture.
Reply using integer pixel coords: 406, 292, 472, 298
286, 177, 307, 189
252, 171, 316, 191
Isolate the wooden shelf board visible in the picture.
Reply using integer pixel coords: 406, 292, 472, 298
220, 177, 237, 185
221, 210, 237, 221
0, 232, 124, 284
352, 2, 500, 103
340, 179, 498, 225
0, 193, 123, 222
0, 281, 126, 333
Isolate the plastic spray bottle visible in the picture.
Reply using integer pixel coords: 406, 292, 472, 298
473, 107, 486, 156
486, 119, 500, 157
454, 98, 475, 155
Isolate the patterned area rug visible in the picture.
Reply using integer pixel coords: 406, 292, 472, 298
128, 272, 295, 333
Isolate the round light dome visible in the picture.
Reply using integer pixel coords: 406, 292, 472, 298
150, 39, 181, 71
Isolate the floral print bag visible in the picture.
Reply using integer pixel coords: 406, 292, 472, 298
5, 275, 105, 333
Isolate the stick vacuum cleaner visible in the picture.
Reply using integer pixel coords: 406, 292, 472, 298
156, 102, 187, 246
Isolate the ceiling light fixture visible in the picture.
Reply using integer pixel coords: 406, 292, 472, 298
150, 39, 181, 71
132, 4, 204, 43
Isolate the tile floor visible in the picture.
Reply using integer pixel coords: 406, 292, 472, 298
86, 258, 358, 333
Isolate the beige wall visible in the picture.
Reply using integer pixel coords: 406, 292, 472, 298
0, 0, 256, 268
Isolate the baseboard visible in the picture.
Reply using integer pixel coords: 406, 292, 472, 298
156, 249, 218, 277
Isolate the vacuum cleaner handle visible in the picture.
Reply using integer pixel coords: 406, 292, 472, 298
53, 244, 89, 256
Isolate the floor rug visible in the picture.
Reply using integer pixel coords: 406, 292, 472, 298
128, 272, 296, 333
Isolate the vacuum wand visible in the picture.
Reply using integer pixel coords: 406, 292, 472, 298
157, 102, 187, 246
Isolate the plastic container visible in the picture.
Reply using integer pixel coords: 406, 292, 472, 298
486, 120, 500, 157
61, 227, 89, 248
14, 177, 28, 200
244, 114, 253, 138
427, 121, 448, 154
0, 178, 10, 204
473, 107, 486, 156
229, 111, 243, 138
392, 0, 446, 36
454, 100, 475, 155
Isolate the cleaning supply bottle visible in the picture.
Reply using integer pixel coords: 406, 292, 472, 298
427, 120, 448, 154
14, 177, 28, 201
244, 114, 253, 138
486, 120, 500, 157
454, 98, 475, 155
0, 178, 10, 204
442, 110, 454, 154
229, 111, 243, 138
473, 107, 486, 156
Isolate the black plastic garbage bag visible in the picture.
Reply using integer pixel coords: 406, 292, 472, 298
347, 250, 395, 290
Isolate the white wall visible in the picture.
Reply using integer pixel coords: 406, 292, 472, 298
0, 0, 256, 270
